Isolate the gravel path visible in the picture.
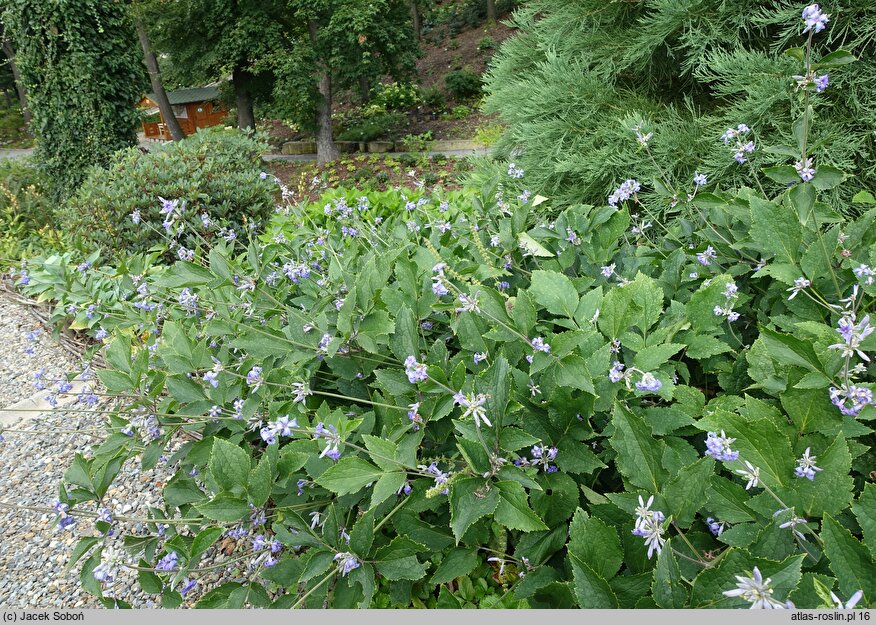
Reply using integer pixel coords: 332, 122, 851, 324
0, 294, 242, 608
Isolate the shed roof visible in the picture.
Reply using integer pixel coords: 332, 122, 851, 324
144, 86, 220, 106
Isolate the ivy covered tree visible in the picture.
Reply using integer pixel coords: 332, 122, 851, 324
267, 0, 419, 163
2, 0, 145, 197
484, 0, 876, 210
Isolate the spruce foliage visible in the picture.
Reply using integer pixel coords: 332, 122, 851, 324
484, 0, 876, 210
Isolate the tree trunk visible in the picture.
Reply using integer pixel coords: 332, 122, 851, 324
135, 19, 185, 141
409, 0, 421, 38
0, 37, 31, 127
358, 75, 370, 103
308, 20, 338, 164
232, 65, 256, 131
486, 0, 497, 22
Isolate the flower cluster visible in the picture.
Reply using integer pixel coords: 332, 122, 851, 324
704, 430, 739, 461
795, 157, 816, 182
714, 282, 740, 322
260, 415, 298, 445
607, 179, 640, 207
721, 124, 755, 164
723, 567, 788, 609
515, 444, 558, 473
507, 163, 525, 179
404, 356, 428, 383
609, 362, 663, 393
696, 246, 717, 266
454, 391, 491, 428
631, 495, 666, 559
313, 422, 342, 460
432, 262, 449, 296
419, 461, 451, 496
794, 447, 823, 480
802, 4, 829, 34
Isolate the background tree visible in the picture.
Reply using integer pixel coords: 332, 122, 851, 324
131, 2, 184, 141
3, 0, 145, 198
484, 0, 876, 210
0, 21, 30, 127
139, 0, 288, 131
269, 0, 419, 163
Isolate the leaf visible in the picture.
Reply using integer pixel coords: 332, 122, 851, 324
64, 537, 100, 574
610, 403, 667, 492
661, 457, 715, 528
815, 49, 856, 67
690, 550, 803, 607
362, 435, 401, 471
852, 190, 876, 205
762, 166, 800, 185
191, 527, 225, 560
316, 457, 384, 496
518, 232, 553, 257
821, 514, 876, 603
570, 559, 619, 608
652, 539, 688, 608
783, 434, 852, 517
759, 327, 824, 374
598, 273, 663, 337
370, 471, 406, 508
163, 475, 206, 508
195, 494, 251, 522
449, 477, 500, 542
811, 166, 845, 191
789, 183, 815, 225
349, 509, 374, 558
633, 343, 684, 371
374, 537, 428, 581
852, 484, 876, 558
391, 511, 454, 551
750, 196, 802, 264
706, 476, 756, 524
780, 387, 842, 435
552, 354, 595, 394
685, 275, 735, 333
685, 335, 732, 360
529, 270, 579, 318
493, 481, 549, 532
484, 356, 511, 427
209, 439, 250, 493
389, 306, 417, 362
430, 548, 479, 584
698, 409, 794, 488
568, 508, 623, 580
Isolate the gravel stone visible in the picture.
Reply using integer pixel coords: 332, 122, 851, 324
0, 295, 245, 608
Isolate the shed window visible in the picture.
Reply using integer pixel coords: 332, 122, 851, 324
172, 105, 188, 119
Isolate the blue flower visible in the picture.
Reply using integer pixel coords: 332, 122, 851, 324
404, 356, 428, 383
704, 430, 739, 461
794, 447, 823, 480
802, 4, 829, 33
180, 579, 198, 596
635, 372, 662, 393
334, 552, 361, 576
155, 551, 178, 572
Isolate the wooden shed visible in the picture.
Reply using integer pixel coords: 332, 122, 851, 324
139, 86, 227, 140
